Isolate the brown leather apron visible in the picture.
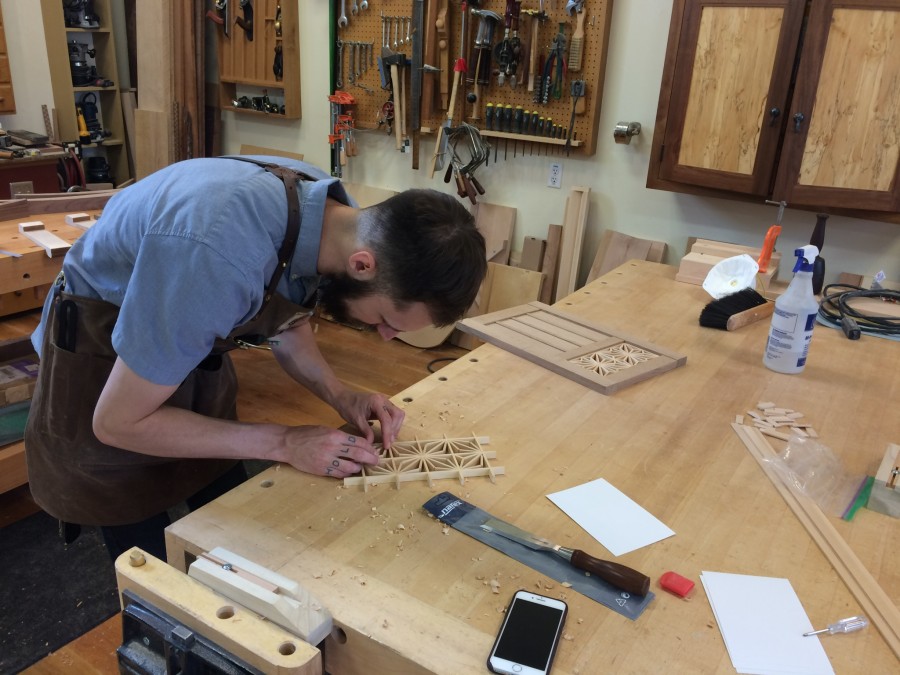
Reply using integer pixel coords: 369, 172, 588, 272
24, 161, 318, 526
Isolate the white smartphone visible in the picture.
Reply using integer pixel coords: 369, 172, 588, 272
487, 590, 568, 675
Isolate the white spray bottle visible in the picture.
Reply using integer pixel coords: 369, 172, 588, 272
763, 245, 819, 374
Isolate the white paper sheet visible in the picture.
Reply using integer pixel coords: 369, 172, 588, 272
546, 478, 675, 556
701, 571, 834, 675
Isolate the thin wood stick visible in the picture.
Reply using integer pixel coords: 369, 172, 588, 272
732, 423, 900, 658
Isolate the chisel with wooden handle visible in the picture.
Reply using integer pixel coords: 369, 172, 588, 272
481, 518, 651, 595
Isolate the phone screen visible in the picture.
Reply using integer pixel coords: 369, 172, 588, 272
491, 593, 566, 672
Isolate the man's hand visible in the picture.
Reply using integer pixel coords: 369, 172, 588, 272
332, 390, 406, 448
281, 426, 380, 478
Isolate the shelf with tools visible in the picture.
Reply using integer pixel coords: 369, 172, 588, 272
213, 0, 301, 118
332, 0, 613, 164
39, 0, 130, 187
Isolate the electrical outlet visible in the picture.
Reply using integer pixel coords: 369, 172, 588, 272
9, 181, 34, 197
547, 162, 562, 189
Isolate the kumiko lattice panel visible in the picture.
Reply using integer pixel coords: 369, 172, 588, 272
458, 302, 687, 394
343, 435, 502, 491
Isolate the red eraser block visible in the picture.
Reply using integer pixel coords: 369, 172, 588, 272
660, 571, 695, 598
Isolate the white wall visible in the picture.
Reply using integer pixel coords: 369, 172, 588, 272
4, 1, 898, 285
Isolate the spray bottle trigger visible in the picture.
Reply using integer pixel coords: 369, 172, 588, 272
792, 245, 819, 273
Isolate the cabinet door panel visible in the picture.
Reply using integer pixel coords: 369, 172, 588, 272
777, 1, 900, 210
0, 83, 14, 115
0, 4, 13, 115
657, 0, 805, 194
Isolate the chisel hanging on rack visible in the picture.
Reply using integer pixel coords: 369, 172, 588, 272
430, 0, 469, 178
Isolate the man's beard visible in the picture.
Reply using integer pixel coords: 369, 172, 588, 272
317, 274, 376, 327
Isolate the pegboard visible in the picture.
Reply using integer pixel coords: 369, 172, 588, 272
333, 0, 614, 157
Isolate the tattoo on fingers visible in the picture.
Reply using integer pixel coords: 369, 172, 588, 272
326, 456, 343, 477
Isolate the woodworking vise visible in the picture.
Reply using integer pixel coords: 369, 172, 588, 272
115, 547, 331, 674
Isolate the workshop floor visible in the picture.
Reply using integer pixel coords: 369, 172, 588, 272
2, 315, 466, 674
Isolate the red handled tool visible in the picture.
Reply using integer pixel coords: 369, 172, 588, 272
759, 200, 786, 274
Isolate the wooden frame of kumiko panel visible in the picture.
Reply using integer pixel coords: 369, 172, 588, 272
458, 302, 687, 395
343, 435, 501, 492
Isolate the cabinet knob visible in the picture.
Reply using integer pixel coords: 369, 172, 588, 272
768, 107, 781, 126
793, 112, 805, 132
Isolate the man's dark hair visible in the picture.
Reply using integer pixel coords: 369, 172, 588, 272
360, 189, 486, 326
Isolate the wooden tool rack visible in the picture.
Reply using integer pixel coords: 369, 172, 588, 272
333, 0, 614, 158
213, 0, 301, 118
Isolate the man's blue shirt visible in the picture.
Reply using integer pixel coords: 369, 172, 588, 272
33, 156, 351, 386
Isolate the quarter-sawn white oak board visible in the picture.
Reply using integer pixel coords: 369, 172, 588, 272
458, 302, 687, 394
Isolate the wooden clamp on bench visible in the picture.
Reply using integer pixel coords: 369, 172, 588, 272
116, 547, 322, 674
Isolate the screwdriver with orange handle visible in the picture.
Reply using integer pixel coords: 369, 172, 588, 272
759, 200, 787, 274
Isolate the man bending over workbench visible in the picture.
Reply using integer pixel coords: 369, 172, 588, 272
24, 156, 486, 561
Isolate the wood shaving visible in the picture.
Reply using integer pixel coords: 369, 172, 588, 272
490, 578, 501, 594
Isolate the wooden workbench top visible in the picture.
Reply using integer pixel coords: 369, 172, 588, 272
166, 261, 899, 674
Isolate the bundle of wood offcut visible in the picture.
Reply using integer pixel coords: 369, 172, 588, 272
735, 401, 818, 442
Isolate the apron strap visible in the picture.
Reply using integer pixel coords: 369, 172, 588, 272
224, 156, 317, 321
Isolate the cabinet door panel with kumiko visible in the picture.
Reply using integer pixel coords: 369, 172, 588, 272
774, 1, 900, 211
653, 0, 805, 195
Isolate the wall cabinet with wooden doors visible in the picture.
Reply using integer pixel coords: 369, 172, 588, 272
647, 0, 900, 217
40, 0, 130, 186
